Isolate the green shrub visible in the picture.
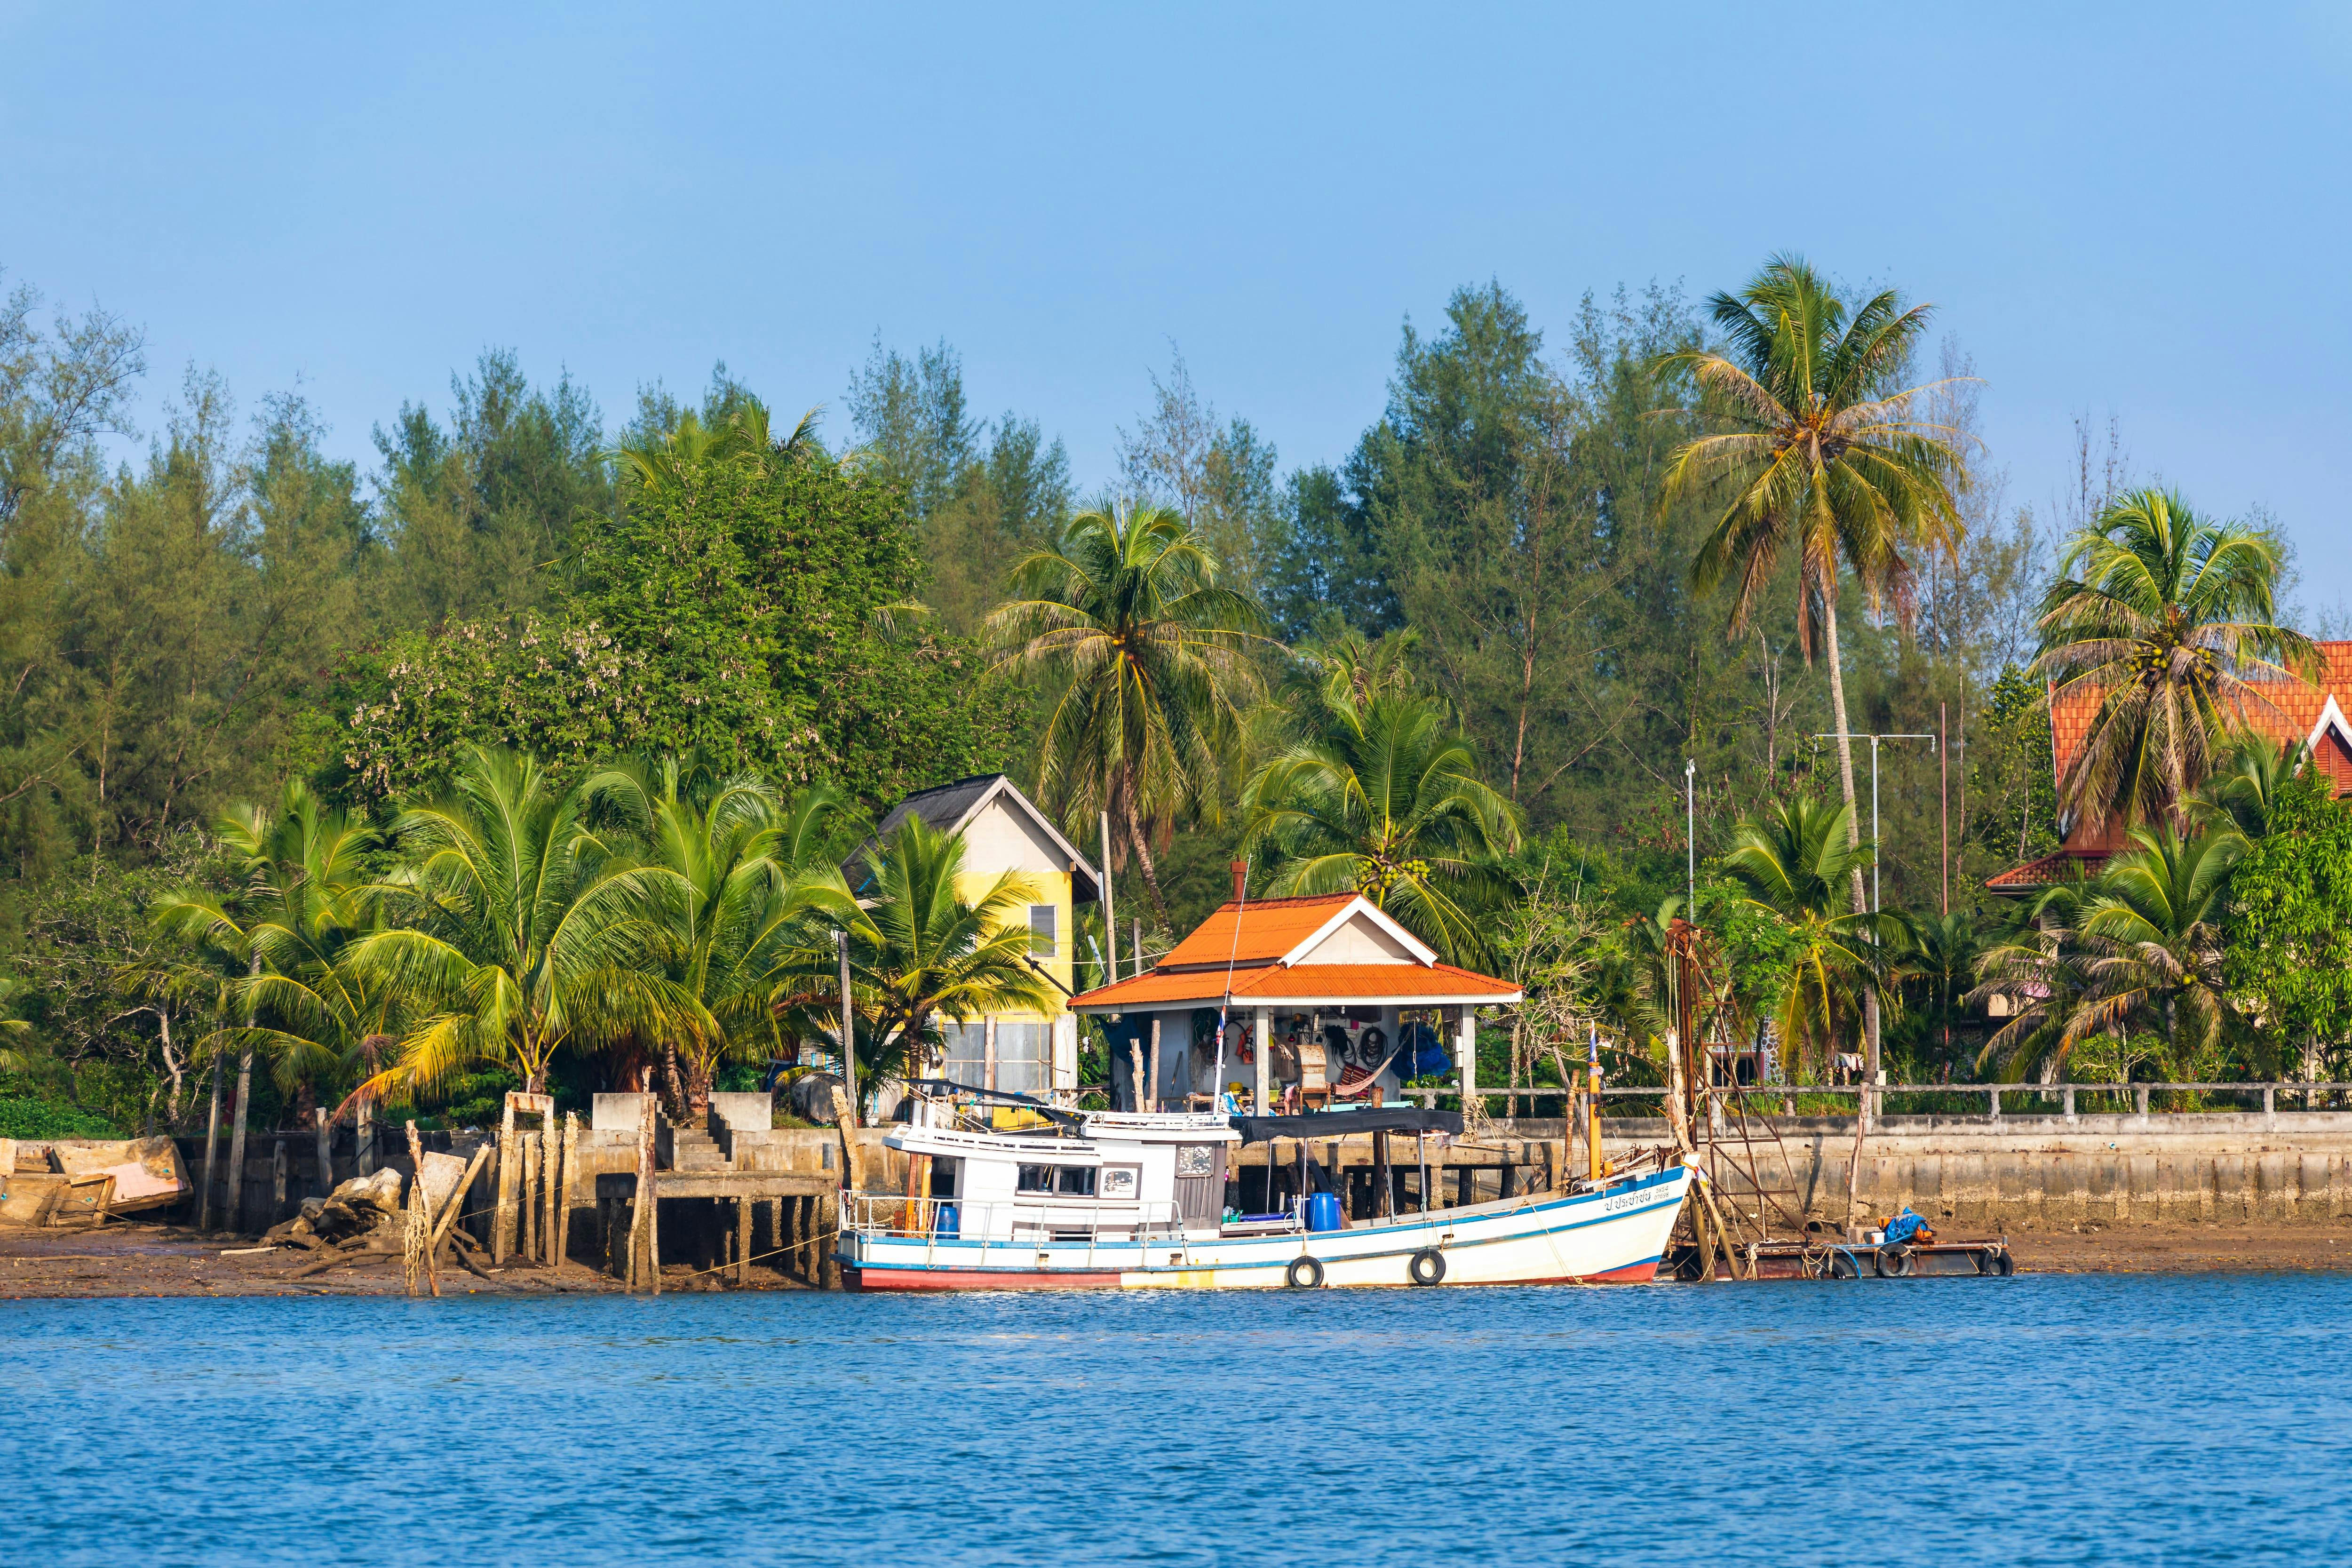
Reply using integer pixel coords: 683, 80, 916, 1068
0, 1096, 120, 1139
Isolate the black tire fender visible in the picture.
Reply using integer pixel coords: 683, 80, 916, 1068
1985, 1249, 2015, 1277
1826, 1249, 1860, 1280
1285, 1253, 1324, 1289
1408, 1247, 1447, 1286
1877, 1244, 1914, 1278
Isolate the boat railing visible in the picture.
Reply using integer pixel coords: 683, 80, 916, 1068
841, 1194, 1191, 1266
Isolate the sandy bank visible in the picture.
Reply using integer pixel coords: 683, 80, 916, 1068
0, 1222, 820, 1299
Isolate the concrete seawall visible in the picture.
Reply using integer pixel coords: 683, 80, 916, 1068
1591, 1114, 2352, 1230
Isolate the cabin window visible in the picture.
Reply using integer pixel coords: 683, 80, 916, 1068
1017, 1164, 1054, 1194
1029, 903, 1058, 957
1055, 1166, 1097, 1197
1100, 1165, 1140, 1199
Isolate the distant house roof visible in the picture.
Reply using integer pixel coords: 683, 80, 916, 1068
2049, 640, 2352, 802
855, 773, 1101, 902
1984, 847, 2108, 895
1993, 639, 2352, 893
1069, 892, 1518, 1011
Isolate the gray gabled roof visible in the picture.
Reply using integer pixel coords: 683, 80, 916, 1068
853, 773, 1101, 901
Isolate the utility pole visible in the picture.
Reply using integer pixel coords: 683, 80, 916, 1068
837, 929, 857, 1128
1939, 702, 1950, 917
1812, 732, 1936, 914
1099, 811, 1118, 983
1812, 730, 1937, 1127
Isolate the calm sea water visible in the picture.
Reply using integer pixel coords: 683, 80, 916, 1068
5, 1275, 2346, 1565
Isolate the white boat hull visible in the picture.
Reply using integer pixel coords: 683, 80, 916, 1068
842, 1165, 1693, 1290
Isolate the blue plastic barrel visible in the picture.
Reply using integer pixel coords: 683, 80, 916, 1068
1304, 1192, 1343, 1233
933, 1202, 959, 1238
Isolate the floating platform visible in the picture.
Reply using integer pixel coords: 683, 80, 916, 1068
1741, 1237, 2015, 1280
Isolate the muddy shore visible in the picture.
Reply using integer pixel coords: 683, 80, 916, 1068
0, 1222, 813, 1299
10, 1218, 2352, 1298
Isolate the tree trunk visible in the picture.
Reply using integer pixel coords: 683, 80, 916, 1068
227, 1044, 254, 1235
198, 1051, 223, 1231
662, 1044, 688, 1121
1123, 796, 1172, 933
1817, 585, 1881, 1112
159, 1008, 185, 1125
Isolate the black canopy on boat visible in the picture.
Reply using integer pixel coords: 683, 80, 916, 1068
902, 1079, 1085, 1130
1226, 1107, 1463, 1144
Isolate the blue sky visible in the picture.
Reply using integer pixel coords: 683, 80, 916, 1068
5, 3, 2348, 608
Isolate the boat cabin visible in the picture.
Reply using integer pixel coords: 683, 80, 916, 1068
885, 1112, 1238, 1242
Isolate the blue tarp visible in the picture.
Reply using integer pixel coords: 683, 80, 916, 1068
1395, 1021, 1451, 1080
1882, 1207, 1930, 1246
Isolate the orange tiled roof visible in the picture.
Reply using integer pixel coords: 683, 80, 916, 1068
2050, 640, 2352, 783
1984, 848, 2107, 892
1070, 961, 1520, 1011
1156, 894, 1360, 969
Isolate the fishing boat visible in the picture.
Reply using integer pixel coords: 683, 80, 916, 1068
839, 1101, 1694, 1290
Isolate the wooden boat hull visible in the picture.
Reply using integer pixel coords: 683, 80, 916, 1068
843, 1165, 1693, 1291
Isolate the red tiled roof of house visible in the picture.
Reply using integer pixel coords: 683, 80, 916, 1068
1070, 961, 1520, 1010
2049, 640, 2352, 784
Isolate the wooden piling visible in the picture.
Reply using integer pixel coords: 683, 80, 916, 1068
314, 1107, 334, 1198
554, 1112, 578, 1270
270, 1139, 289, 1224
628, 1096, 657, 1291
519, 1131, 539, 1265
493, 1099, 519, 1264
736, 1195, 752, 1285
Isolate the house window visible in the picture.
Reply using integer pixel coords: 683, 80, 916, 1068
1029, 903, 1057, 957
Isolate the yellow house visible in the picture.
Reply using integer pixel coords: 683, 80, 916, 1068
866, 773, 1102, 1098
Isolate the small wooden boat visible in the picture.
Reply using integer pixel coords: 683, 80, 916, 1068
839, 1105, 1693, 1290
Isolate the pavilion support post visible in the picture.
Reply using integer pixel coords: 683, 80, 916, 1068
1253, 1008, 1271, 1117
1457, 1005, 1478, 1118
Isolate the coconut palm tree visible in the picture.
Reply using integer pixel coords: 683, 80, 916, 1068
2197, 732, 2307, 840
832, 813, 1057, 1113
154, 784, 389, 1114
583, 756, 857, 1118
1239, 689, 1521, 967
2035, 489, 2317, 834
347, 745, 698, 1104
1968, 885, 2093, 1083
1886, 908, 1988, 1078
2068, 821, 2247, 1076
1721, 796, 1888, 1081
1657, 257, 1969, 914
985, 503, 1271, 931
